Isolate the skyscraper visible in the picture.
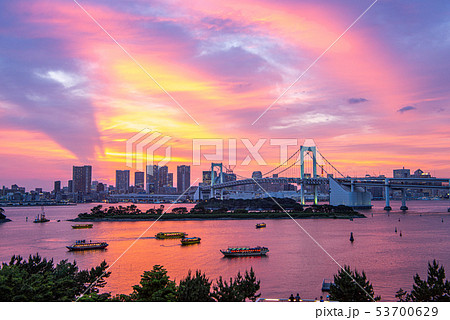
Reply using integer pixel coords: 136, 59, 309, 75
116, 170, 130, 193
53, 181, 61, 193
177, 165, 191, 193
167, 173, 173, 187
146, 165, 159, 193
158, 165, 169, 191
135, 171, 145, 189
72, 165, 92, 194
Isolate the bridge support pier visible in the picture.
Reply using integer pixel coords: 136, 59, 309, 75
301, 182, 305, 205
314, 185, 318, 205
384, 178, 392, 211
400, 189, 408, 211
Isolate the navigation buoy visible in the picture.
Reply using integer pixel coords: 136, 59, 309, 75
398, 218, 400, 222
395, 227, 397, 233
400, 231, 402, 237
350, 232, 354, 242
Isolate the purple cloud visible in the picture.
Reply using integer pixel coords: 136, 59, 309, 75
397, 106, 416, 113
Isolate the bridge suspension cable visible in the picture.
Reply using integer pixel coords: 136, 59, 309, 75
262, 147, 301, 177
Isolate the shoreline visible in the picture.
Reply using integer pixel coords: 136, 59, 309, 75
69, 212, 365, 222
0, 219, 12, 223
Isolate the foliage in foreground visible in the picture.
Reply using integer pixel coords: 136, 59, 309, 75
396, 260, 450, 302
329, 265, 380, 302
0, 254, 110, 302
113, 265, 261, 302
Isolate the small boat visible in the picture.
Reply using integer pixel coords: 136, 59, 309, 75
72, 224, 93, 229
66, 240, 108, 251
155, 232, 187, 239
181, 237, 201, 245
33, 207, 50, 223
220, 246, 269, 257
256, 223, 266, 228
349, 232, 354, 242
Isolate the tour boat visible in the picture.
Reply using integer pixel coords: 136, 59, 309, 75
72, 224, 93, 229
66, 240, 108, 251
155, 232, 187, 239
33, 207, 50, 223
181, 237, 201, 245
220, 246, 269, 257
256, 223, 266, 228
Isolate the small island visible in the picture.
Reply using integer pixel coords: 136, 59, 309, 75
0, 208, 12, 223
71, 199, 365, 221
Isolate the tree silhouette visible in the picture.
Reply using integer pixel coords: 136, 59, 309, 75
178, 270, 213, 302
329, 266, 380, 302
0, 254, 110, 301
396, 260, 450, 301
131, 265, 177, 301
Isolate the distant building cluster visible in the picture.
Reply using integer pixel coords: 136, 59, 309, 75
1, 164, 448, 205
364, 167, 447, 200
0, 164, 193, 204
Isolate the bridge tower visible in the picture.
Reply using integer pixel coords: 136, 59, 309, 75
300, 145, 318, 205
210, 163, 223, 199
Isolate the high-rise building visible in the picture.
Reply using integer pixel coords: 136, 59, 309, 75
53, 181, 61, 193
72, 165, 92, 194
158, 165, 169, 191
167, 173, 173, 187
135, 171, 145, 189
68, 180, 73, 193
177, 165, 191, 193
146, 165, 159, 193
116, 170, 130, 193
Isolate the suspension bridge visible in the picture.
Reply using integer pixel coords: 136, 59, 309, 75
195, 140, 450, 211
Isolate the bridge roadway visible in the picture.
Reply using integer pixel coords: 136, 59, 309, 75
200, 176, 450, 191
199, 177, 327, 191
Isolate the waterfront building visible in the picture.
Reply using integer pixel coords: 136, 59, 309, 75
68, 180, 73, 193
158, 165, 169, 192
393, 167, 411, 178
53, 181, 61, 193
168, 172, 173, 187
177, 165, 191, 193
115, 170, 130, 193
146, 165, 159, 193
72, 165, 92, 194
135, 171, 145, 189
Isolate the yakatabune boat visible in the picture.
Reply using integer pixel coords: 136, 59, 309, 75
220, 246, 269, 257
155, 232, 187, 239
181, 237, 201, 245
256, 223, 266, 228
66, 240, 108, 251
72, 224, 93, 229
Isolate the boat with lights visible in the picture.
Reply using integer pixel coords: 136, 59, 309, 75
66, 240, 108, 251
72, 224, 93, 229
181, 237, 201, 245
155, 232, 187, 239
220, 246, 269, 257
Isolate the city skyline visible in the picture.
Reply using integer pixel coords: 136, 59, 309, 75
1, 1, 449, 190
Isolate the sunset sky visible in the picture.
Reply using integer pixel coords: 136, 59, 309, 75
1, 0, 449, 190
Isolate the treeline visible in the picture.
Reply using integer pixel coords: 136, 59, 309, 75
2, 254, 447, 302
329, 260, 450, 302
77, 202, 361, 219
0, 254, 260, 302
